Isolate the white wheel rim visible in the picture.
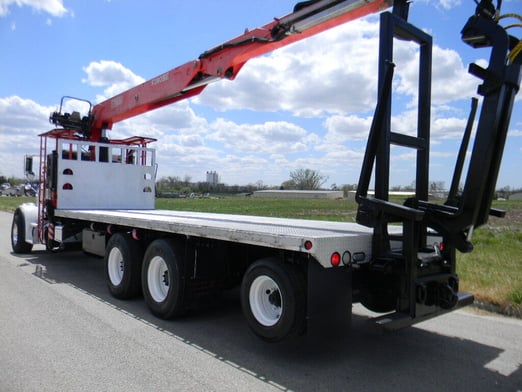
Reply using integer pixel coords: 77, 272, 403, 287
12, 221, 19, 245
148, 256, 169, 303
107, 247, 124, 286
249, 275, 282, 327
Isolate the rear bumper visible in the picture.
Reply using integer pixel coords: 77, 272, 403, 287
371, 292, 474, 331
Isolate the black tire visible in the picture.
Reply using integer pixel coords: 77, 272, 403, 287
142, 239, 188, 319
105, 233, 143, 299
240, 258, 306, 343
11, 210, 33, 254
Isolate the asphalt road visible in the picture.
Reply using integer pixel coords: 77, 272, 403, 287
1, 210, 521, 391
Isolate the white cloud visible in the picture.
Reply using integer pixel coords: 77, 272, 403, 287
196, 18, 381, 117
323, 106, 472, 146
82, 60, 145, 101
392, 41, 477, 105
208, 118, 310, 154
0, 0, 68, 17
415, 0, 461, 10
0, 96, 53, 177
431, 150, 457, 158
111, 101, 209, 140
427, 46, 477, 103
196, 15, 478, 119
0, 96, 51, 134
323, 114, 373, 142
431, 115, 469, 139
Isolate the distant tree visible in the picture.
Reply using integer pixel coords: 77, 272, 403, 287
180, 186, 192, 195
280, 180, 296, 190
342, 183, 357, 192
429, 181, 445, 192
8, 176, 23, 186
429, 181, 446, 198
340, 183, 358, 198
156, 176, 183, 192
288, 168, 328, 190
405, 181, 416, 191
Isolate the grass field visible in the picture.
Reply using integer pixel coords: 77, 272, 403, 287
2, 195, 521, 314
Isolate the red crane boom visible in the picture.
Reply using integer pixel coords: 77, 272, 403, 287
51, 0, 392, 142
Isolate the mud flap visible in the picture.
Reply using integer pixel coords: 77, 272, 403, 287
306, 260, 352, 337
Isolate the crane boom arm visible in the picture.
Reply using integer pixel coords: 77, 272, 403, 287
88, 0, 392, 141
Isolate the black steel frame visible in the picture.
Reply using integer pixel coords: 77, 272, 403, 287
355, 0, 521, 329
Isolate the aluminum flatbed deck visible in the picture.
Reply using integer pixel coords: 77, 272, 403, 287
55, 209, 374, 268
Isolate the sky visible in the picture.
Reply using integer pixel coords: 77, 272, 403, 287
0, 0, 521, 190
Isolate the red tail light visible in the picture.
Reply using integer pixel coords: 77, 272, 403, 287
331, 252, 341, 267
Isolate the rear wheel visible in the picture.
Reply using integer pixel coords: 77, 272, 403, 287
11, 210, 33, 254
105, 233, 143, 299
241, 258, 306, 342
142, 239, 188, 319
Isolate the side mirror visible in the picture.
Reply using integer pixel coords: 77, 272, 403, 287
24, 155, 35, 180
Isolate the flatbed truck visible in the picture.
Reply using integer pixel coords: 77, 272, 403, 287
10, 0, 521, 341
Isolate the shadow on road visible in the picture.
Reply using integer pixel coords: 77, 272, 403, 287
11, 248, 522, 392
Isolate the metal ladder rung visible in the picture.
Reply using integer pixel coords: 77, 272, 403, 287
390, 132, 427, 150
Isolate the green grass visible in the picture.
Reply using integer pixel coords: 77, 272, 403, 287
2, 195, 521, 314
457, 201, 522, 311
0, 196, 35, 212
156, 197, 359, 222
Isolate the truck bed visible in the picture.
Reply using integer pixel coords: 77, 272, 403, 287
55, 209, 375, 268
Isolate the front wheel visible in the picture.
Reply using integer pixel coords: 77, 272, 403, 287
241, 258, 306, 342
11, 210, 33, 254
142, 239, 188, 319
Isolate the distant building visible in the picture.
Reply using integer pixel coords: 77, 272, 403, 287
206, 171, 219, 185
510, 192, 522, 200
